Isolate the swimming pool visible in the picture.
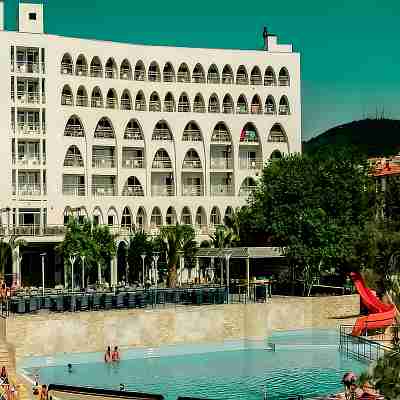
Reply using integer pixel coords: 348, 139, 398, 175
22, 329, 365, 400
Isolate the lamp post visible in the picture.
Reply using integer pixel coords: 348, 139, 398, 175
153, 252, 159, 289
141, 254, 146, 287
69, 253, 77, 292
224, 250, 233, 304
40, 253, 46, 297
81, 255, 86, 290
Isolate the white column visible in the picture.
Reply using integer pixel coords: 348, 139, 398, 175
246, 257, 250, 299
110, 256, 117, 287
196, 258, 200, 283
12, 246, 19, 287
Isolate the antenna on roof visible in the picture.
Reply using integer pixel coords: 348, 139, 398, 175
263, 27, 268, 51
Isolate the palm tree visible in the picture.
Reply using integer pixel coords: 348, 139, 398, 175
224, 207, 241, 246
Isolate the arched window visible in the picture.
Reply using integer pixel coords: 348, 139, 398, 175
239, 177, 257, 197
211, 122, 231, 142
250, 66, 262, 85
107, 207, 118, 226
278, 67, 290, 86
210, 206, 221, 226
279, 96, 290, 115
222, 65, 234, 84
105, 58, 118, 79
150, 207, 162, 228
136, 207, 146, 231
264, 66, 276, 86
152, 149, 172, 168
265, 95, 276, 115
163, 62, 175, 82
152, 121, 172, 141
106, 89, 118, 109
134, 60, 146, 81
124, 119, 143, 140
121, 207, 133, 228
63, 145, 83, 167
222, 94, 234, 114
181, 206, 192, 225
178, 93, 190, 112
92, 206, 103, 225
135, 90, 146, 111
149, 91, 161, 112
90, 56, 103, 78
268, 123, 287, 143
61, 85, 73, 106
193, 93, 206, 113
195, 206, 207, 226
224, 206, 233, 224
91, 87, 103, 108
148, 61, 161, 82
61, 53, 73, 75
182, 121, 202, 141
120, 59, 132, 80
270, 149, 283, 160
177, 63, 190, 83
207, 64, 220, 84
120, 89, 132, 110
76, 86, 88, 107
166, 206, 177, 225
192, 63, 205, 83
75, 54, 88, 76
94, 117, 115, 139
208, 94, 220, 113
240, 122, 259, 143
237, 94, 248, 114
236, 65, 248, 85
63, 207, 73, 225
250, 95, 262, 114
164, 92, 176, 112
183, 149, 201, 169
122, 176, 144, 196
64, 115, 84, 137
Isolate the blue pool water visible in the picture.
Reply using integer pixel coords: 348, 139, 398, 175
24, 330, 365, 400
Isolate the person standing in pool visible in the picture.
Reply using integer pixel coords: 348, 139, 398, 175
104, 346, 112, 363
111, 346, 120, 362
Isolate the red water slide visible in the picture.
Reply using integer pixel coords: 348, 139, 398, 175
350, 272, 396, 336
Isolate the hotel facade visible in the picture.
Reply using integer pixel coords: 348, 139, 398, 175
0, 2, 301, 285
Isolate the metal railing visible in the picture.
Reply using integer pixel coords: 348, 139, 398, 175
182, 129, 202, 141
15, 122, 41, 135
65, 125, 84, 137
94, 127, 114, 139
124, 128, 143, 140
182, 159, 202, 169
123, 158, 144, 168
92, 185, 116, 197
92, 156, 115, 168
239, 158, 263, 169
210, 184, 234, 196
152, 158, 172, 169
182, 185, 204, 196
151, 185, 175, 196
90, 66, 103, 78
210, 158, 233, 169
122, 185, 144, 196
62, 184, 85, 196
16, 91, 40, 104
64, 155, 83, 167
211, 130, 231, 142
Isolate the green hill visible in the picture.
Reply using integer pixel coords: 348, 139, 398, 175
303, 118, 400, 157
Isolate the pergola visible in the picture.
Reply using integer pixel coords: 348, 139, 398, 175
195, 247, 284, 299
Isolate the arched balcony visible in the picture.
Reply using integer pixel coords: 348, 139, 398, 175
210, 206, 222, 226
136, 207, 147, 231
195, 206, 207, 228
236, 65, 248, 85
182, 149, 202, 169
105, 58, 118, 79
237, 94, 248, 114
264, 66, 276, 86
75, 54, 88, 76
148, 61, 161, 82
166, 206, 177, 225
207, 64, 220, 84
193, 93, 206, 113
211, 121, 231, 143
122, 176, 144, 196
149, 91, 161, 112
265, 95, 276, 115
91, 87, 103, 108
208, 94, 220, 113
94, 117, 115, 139
239, 123, 262, 170
61, 85, 73, 106
106, 89, 118, 109
250, 66, 262, 85
279, 95, 290, 115
90, 56, 103, 78
278, 67, 290, 86
270, 149, 283, 160
250, 95, 263, 114
134, 60, 146, 81
124, 119, 143, 140
239, 177, 257, 197
64, 115, 84, 137
152, 149, 172, 169
163, 92, 176, 112
210, 122, 233, 170
152, 149, 175, 197
76, 86, 88, 107
181, 206, 192, 225
192, 63, 205, 83
152, 121, 172, 141
178, 93, 191, 112
222, 65, 234, 84
63, 145, 84, 167
120, 90, 132, 110
177, 63, 191, 83
268, 123, 287, 143
121, 207, 133, 229
120, 59, 132, 80
150, 207, 163, 228
222, 94, 234, 114
61, 53, 73, 75
163, 62, 175, 82
135, 91, 146, 111
182, 122, 202, 141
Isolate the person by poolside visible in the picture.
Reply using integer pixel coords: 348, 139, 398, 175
104, 346, 112, 363
112, 346, 120, 362
0, 366, 8, 385
336, 372, 363, 400
359, 382, 383, 400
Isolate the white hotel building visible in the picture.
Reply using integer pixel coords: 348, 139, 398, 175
0, 2, 301, 285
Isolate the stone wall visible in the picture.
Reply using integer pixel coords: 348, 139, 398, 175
6, 295, 359, 363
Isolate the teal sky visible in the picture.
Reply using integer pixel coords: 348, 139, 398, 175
4, 0, 400, 140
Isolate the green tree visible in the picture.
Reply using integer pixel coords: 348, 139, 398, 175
0, 236, 26, 283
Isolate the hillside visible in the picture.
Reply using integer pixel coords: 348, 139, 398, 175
303, 118, 400, 157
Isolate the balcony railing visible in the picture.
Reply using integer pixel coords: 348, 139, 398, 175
222, 104, 234, 114
163, 72, 174, 82
177, 72, 190, 83
63, 155, 84, 167
61, 94, 73, 106
13, 153, 42, 167
106, 98, 118, 109
17, 91, 40, 104
210, 158, 233, 169
210, 184, 234, 196
279, 105, 290, 115
134, 70, 145, 81
65, 124, 84, 137
76, 65, 88, 76
120, 99, 132, 110
92, 185, 116, 196
94, 127, 114, 139
152, 128, 171, 140
250, 75, 263, 85
61, 63, 73, 75
148, 71, 161, 82
236, 104, 248, 114
163, 101, 175, 112
182, 129, 202, 141
265, 105, 276, 115
268, 133, 287, 143
239, 186, 257, 196
264, 76, 275, 86
182, 185, 204, 196
151, 185, 175, 196
14, 184, 42, 196
62, 184, 85, 196
211, 130, 231, 143
239, 158, 263, 169
208, 104, 219, 113
16, 122, 41, 135
91, 98, 103, 108
105, 68, 117, 79
251, 105, 262, 114
135, 101, 146, 111
120, 68, 132, 80
90, 66, 102, 77
149, 101, 161, 112
16, 61, 41, 74
76, 96, 88, 107
222, 73, 234, 84
178, 102, 190, 112
193, 102, 206, 113
152, 158, 172, 169
92, 156, 115, 168
123, 185, 144, 196
182, 159, 202, 169
192, 73, 205, 83
124, 128, 143, 140
278, 77, 290, 86
123, 158, 144, 168
236, 74, 248, 85
207, 73, 219, 84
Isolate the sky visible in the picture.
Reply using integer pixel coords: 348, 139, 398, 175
4, 0, 400, 140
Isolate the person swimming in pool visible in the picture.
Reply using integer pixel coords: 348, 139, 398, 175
111, 346, 120, 362
104, 346, 112, 363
